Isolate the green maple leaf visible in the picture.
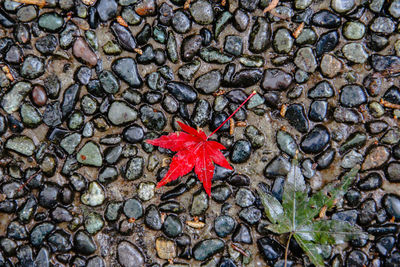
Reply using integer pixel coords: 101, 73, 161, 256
259, 160, 369, 267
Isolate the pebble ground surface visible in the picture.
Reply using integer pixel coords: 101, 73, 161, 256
1, 0, 400, 266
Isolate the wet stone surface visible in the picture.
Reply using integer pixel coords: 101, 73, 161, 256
0, 0, 399, 266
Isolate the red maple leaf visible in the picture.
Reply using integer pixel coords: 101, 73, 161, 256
146, 91, 256, 196
146, 121, 233, 196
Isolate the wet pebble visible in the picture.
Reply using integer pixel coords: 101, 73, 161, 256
162, 214, 182, 238
193, 239, 225, 261
21, 55, 44, 79
300, 125, 330, 154
81, 182, 105, 206
73, 37, 97, 67
230, 140, 252, 163
38, 12, 64, 32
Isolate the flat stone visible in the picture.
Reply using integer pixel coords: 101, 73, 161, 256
72, 37, 97, 67
77, 141, 103, 167
193, 239, 225, 261
117, 241, 144, 267
5, 135, 35, 156
1, 81, 32, 114
81, 181, 105, 207
362, 146, 390, 170
295, 47, 317, 73
108, 101, 137, 125
111, 57, 142, 88
155, 237, 176, 259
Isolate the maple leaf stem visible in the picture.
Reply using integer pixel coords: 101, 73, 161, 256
285, 232, 293, 267
207, 91, 257, 140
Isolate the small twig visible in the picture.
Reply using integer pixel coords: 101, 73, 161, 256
280, 104, 287, 117
263, 0, 280, 13
231, 243, 249, 257
229, 118, 235, 135
318, 205, 327, 218
293, 22, 305, 39
213, 89, 226, 96
13, 0, 46, 7
134, 48, 143, 55
117, 16, 128, 27
380, 99, 400, 109
285, 232, 293, 267
17, 171, 41, 192
184, 0, 191, 9
235, 121, 247, 127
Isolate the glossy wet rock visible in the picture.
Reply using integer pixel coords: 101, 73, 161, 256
192, 239, 225, 261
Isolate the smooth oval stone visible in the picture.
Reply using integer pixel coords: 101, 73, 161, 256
97, 0, 118, 21
362, 146, 390, 170
1, 81, 32, 114
342, 43, 369, 64
235, 188, 255, 208
162, 214, 182, 237
370, 17, 395, 35
249, 17, 271, 53
110, 21, 136, 51
316, 30, 339, 57
320, 54, 342, 78
117, 241, 144, 267
358, 172, 382, 191
190, 0, 214, 25
194, 70, 222, 94
332, 0, 355, 13
73, 37, 97, 67
276, 130, 297, 157
73, 230, 97, 255
300, 125, 330, 154
211, 185, 232, 203
192, 239, 225, 261
230, 69, 263, 88
38, 12, 64, 32
258, 237, 283, 261
294, 47, 317, 72
108, 101, 137, 125
312, 10, 341, 28
125, 157, 144, 180
31, 85, 47, 107
5, 135, 35, 156
21, 55, 45, 79
340, 85, 367, 107
239, 206, 262, 225
382, 194, 400, 220
385, 162, 400, 182
343, 21, 365, 40
144, 205, 162, 230
230, 140, 251, 163
77, 141, 103, 167
232, 223, 252, 244
123, 198, 143, 219
30, 222, 55, 247
273, 28, 294, 54
166, 81, 197, 103
285, 104, 309, 133
261, 69, 292, 91
214, 215, 236, 238
181, 34, 203, 62
112, 57, 143, 88
81, 182, 105, 207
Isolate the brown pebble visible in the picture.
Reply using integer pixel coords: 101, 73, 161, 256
72, 37, 98, 67
31, 85, 47, 107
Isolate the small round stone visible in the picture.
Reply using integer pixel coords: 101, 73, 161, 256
214, 215, 236, 238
